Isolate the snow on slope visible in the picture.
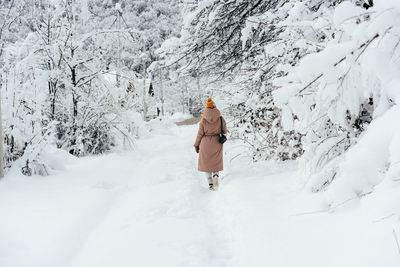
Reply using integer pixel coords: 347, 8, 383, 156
0, 120, 399, 267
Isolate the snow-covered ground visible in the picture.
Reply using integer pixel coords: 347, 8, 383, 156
0, 120, 399, 267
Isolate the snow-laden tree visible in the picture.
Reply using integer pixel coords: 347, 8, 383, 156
161, 0, 346, 161
0, 0, 182, 175
158, 1, 291, 144
0, 0, 27, 177
175, 0, 284, 76
86, 0, 181, 75
2, 42, 54, 175
0, 86, 3, 177
83, 0, 183, 120
274, 0, 400, 202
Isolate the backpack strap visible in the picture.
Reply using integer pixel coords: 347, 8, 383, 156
220, 117, 223, 135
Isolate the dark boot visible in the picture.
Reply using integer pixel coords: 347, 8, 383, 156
208, 176, 214, 190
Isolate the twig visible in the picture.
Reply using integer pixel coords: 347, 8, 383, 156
329, 191, 372, 211
355, 33, 380, 62
289, 209, 329, 217
373, 213, 396, 223
297, 74, 323, 95
291, 191, 374, 217
298, 33, 380, 95
230, 153, 245, 164
393, 229, 400, 255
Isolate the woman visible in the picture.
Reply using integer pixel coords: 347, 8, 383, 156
194, 98, 228, 190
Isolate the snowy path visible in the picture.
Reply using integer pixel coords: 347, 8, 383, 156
0, 122, 399, 267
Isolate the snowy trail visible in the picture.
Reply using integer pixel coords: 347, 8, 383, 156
69, 125, 235, 267
0, 122, 399, 267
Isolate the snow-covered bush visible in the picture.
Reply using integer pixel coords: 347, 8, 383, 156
274, 0, 400, 203
1, 0, 180, 175
1, 39, 54, 174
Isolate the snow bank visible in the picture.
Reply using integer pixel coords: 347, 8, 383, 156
327, 105, 400, 205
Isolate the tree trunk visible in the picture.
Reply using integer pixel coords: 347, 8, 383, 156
71, 64, 78, 117
116, 7, 121, 87
49, 81, 57, 120
142, 40, 147, 121
159, 68, 165, 117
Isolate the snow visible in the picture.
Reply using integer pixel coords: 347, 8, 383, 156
1, 121, 399, 267
115, 3, 122, 13
2, 2, 400, 266
281, 105, 294, 131
333, 2, 365, 26
326, 105, 400, 205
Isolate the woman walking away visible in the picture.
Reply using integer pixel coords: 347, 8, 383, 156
194, 98, 228, 190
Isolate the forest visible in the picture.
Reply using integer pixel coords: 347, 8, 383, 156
1, 0, 399, 199
1, 0, 400, 266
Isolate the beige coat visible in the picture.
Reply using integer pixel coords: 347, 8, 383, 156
194, 108, 228, 172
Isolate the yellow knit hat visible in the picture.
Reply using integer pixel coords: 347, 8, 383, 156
206, 97, 216, 108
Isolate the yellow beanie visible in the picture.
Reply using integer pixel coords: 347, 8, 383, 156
206, 97, 216, 108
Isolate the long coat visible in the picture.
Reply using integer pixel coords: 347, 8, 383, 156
194, 108, 228, 172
